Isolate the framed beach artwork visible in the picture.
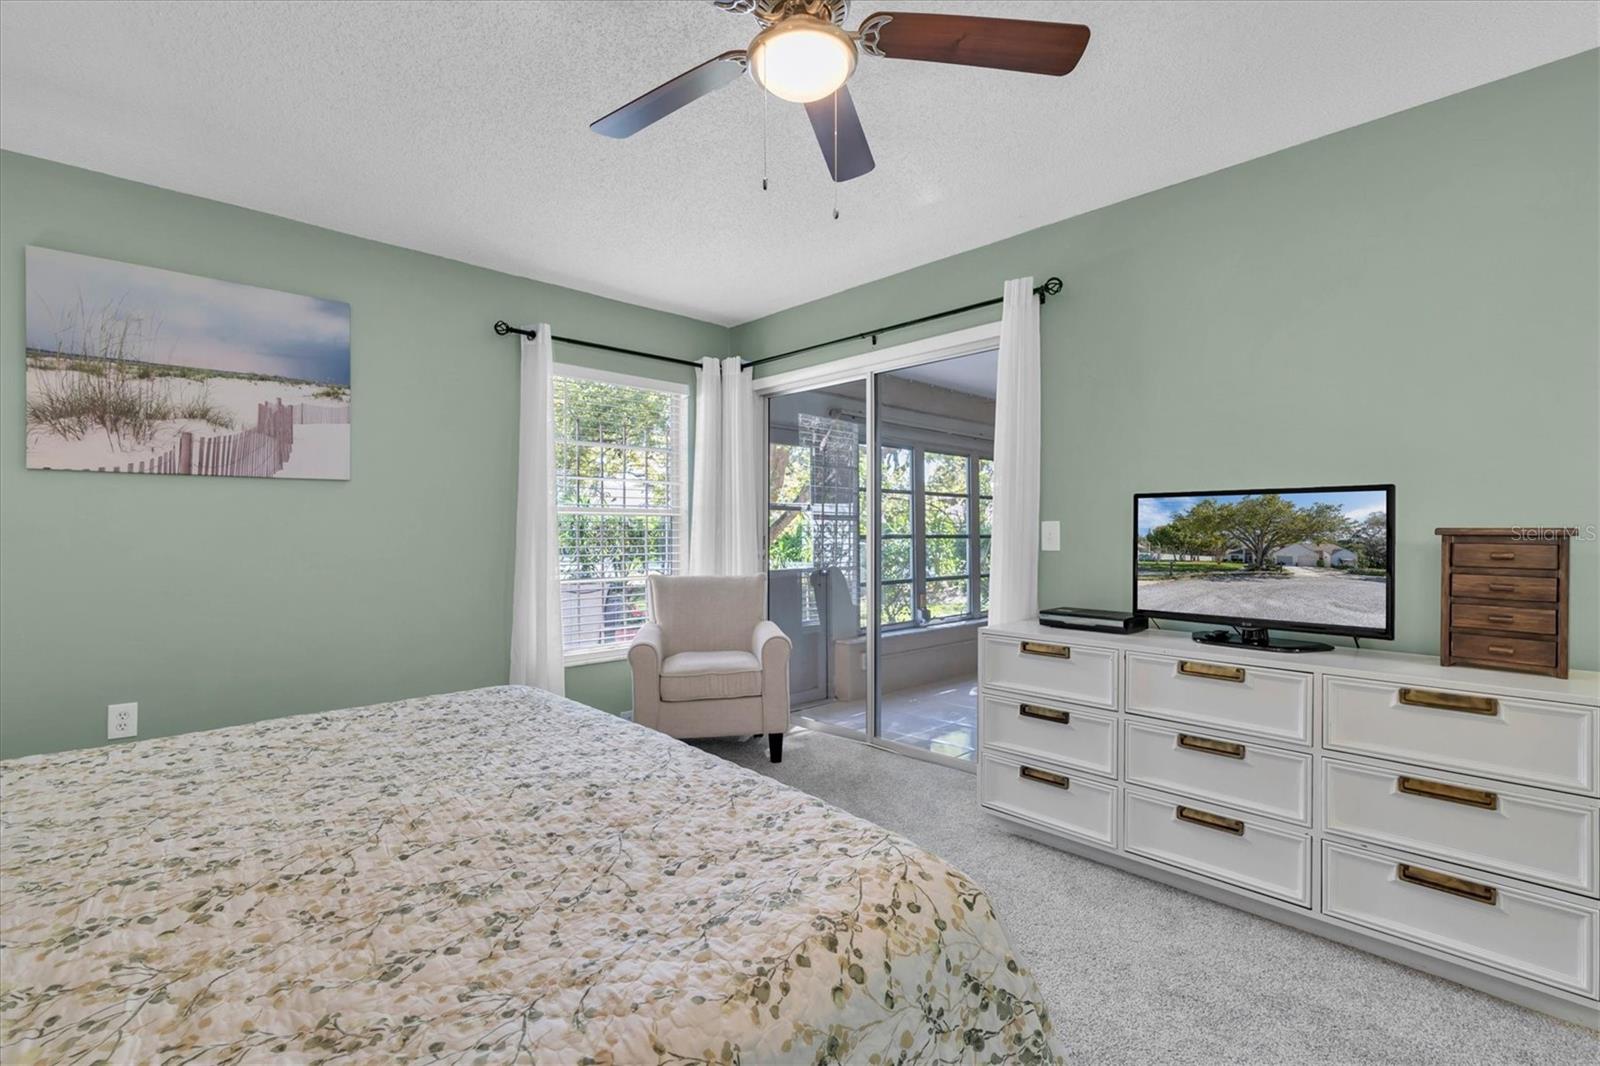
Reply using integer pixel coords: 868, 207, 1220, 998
24, 247, 351, 480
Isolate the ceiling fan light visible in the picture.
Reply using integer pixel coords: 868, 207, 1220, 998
749, 16, 856, 104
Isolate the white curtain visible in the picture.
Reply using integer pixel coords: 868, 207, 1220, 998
989, 278, 1042, 623
509, 327, 565, 694
688, 357, 761, 576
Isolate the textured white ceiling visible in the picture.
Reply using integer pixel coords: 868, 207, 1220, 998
892, 348, 998, 398
1, 1, 1594, 325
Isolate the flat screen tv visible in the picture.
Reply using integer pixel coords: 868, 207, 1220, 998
1134, 484, 1394, 652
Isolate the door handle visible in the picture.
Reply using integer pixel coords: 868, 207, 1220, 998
1397, 775, 1498, 811
1019, 765, 1070, 790
1178, 660, 1244, 682
1397, 864, 1498, 905
1396, 688, 1498, 716
1178, 734, 1246, 759
1175, 805, 1244, 835
1019, 704, 1071, 724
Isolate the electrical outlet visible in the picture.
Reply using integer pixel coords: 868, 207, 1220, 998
108, 702, 138, 740
1041, 520, 1061, 551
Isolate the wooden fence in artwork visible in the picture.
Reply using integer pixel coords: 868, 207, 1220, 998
100, 400, 345, 477
293, 403, 351, 425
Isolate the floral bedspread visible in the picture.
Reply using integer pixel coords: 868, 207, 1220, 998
1, 686, 1061, 1064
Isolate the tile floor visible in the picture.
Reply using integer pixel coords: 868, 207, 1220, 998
795, 676, 978, 760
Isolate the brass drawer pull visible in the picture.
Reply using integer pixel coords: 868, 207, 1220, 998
1397, 863, 1498, 906
1487, 583, 1517, 593
1486, 614, 1515, 624
1178, 660, 1245, 683
1397, 775, 1499, 810
1175, 805, 1244, 835
1019, 765, 1070, 790
1488, 550, 1516, 561
1019, 704, 1071, 725
1486, 644, 1517, 656
1020, 641, 1070, 659
1177, 733, 1246, 759
1397, 687, 1499, 716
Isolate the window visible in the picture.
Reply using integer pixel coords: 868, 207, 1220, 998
768, 412, 864, 626
553, 370, 687, 658
879, 445, 991, 628
879, 446, 915, 625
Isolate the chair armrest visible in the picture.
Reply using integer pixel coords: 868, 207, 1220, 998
752, 620, 791, 660
628, 623, 665, 674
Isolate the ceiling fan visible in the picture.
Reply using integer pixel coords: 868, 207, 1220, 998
590, 0, 1091, 182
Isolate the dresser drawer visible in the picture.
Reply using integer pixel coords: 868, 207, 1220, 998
1450, 633, 1557, 671
1124, 719, 1310, 825
1123, 787, 1310, 905
1323, 841, 1598, 997
1450, 573, 1558, 603
984, 635, 1117, 709
1125, 652, 1311, 745
1323, 759, 1598, 895
1452, 542, 1560, 570
980, 750, 1117, 848
1324, 676, 1594, 793
980, 695, 1116, 778
1451, 603, 1558, 636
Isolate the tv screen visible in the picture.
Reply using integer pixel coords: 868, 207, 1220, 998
1134, 484, 1394, 639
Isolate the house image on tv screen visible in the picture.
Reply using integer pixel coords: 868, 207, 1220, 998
1222, 541, 1359, 567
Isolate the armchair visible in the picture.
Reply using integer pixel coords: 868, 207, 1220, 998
628, 574, 793, 761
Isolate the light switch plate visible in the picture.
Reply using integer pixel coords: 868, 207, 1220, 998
1041, 520, 1061, 551
108, 702, 138, 740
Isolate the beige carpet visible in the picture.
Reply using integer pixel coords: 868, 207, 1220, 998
697, 728, 1599, 1065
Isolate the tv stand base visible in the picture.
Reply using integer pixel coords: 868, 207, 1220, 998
1192, 626, 1334, 653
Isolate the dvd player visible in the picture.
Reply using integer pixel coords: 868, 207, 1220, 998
1038, 607, 1148, 634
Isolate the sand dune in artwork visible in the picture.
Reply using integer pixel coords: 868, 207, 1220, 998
26, 365, 350, 479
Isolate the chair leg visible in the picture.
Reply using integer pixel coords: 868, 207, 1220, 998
768, 731, 784, 763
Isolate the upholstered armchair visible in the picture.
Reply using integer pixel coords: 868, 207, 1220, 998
628, 574, 793, 762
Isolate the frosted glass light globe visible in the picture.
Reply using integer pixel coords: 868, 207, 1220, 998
749, 17, 857, 104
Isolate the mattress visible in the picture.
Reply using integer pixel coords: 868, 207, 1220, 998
1, 686, 1062, 1063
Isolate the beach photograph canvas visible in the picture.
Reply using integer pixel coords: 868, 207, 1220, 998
24, 247, 351, 480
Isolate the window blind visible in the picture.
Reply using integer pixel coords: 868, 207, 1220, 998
553, 374, 686, 654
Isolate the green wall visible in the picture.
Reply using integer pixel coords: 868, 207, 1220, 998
4, 52, 1596, 757
735, 51, 1599, 668
0, 150, 720, 758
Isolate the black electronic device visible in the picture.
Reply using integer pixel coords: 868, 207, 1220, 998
1039, 607, 1149, 635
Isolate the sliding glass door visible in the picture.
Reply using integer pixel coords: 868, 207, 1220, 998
762, 345, 996, 766
871, 354, 995, 762
766, 380, 867, 731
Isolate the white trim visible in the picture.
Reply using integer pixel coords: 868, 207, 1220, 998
554, 361, 691, 394
752, 322, 1003, 396
563, 644, 632, 668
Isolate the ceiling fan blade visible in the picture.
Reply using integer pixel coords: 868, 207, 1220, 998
804, 85, 874, 183
591, 51, 748, 138
858, 12, 1090, 76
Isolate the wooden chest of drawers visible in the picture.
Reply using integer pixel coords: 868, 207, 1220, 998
1438, 527, 1577, 678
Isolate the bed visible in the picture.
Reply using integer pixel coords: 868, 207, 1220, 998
1, 686, 1062, 1063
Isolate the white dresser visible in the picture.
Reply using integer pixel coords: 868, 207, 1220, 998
978, 622, 1600, 1026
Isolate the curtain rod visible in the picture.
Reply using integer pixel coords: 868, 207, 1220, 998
740, 276, 1063, 369
493, 274, 1062, 372
492, 322, 702, 369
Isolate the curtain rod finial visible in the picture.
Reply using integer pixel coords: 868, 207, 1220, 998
1037, 277, 1064, 303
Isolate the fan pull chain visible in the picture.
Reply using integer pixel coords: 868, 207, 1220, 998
832, 89, 840, 220
761, 77, 769, 192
